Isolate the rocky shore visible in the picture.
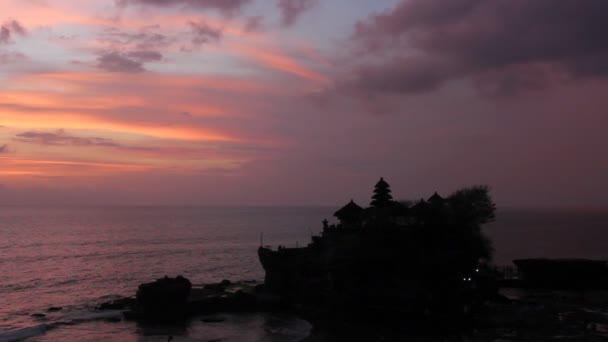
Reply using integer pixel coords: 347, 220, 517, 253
88, 181, 608, 340
89, 275, 608, 341
95, 276, 289, 320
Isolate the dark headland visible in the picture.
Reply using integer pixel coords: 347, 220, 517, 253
95, 178, 608, 341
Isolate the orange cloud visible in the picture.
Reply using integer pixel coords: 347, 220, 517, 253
232, 45, 330, 84
0, 109, 239, 142
1, 71, 265, 142
0, 156, 153, 180
0, 91, 146, 110
0, 4, 109, 28
19, 72, 264, 96
1, 157, 150, 169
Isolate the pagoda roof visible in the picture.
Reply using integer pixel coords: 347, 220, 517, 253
427, 192, 444, 203
411, 198, 428, 210
334, 199, 364, 218
375, 177, 390, 188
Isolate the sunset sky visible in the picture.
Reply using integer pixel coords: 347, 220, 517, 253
1, 0, 607, 206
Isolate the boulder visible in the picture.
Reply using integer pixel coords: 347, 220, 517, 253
136, 275, 192, 315
514, 258, 608, 289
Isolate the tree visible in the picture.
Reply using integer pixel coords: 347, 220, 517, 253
444, 185, 496, 262
447, 185, 496, 226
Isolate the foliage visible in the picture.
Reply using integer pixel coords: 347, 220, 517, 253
447, 185, 496, 226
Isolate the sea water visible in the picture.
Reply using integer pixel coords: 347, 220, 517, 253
1, 206, 608, 341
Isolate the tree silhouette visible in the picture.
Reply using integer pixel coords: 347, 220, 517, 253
370, 177, 393, 207
448, 185, 496, 226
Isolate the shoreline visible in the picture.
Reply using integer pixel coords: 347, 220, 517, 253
7, 281, 608, 342
92, 275, 608, 340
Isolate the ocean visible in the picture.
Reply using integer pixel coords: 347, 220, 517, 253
1, 206, 608, 341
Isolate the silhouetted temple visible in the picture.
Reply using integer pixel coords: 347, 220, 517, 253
258, 178, 496, 324
370, 177, 392, 207
334, 199, 363, 225
428, 191, 444, 205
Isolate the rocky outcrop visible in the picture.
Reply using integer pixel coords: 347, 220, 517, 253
129, 275, 192, 319
118, 278, 284, 321
514, 258, 608, 289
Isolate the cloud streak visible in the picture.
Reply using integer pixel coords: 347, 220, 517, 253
119, 0, 251, 14
16, 130, 119, 147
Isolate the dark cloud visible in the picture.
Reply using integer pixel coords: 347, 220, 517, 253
0, 20, 26, 44
347, 0, 608, 96
127, 50, 163, 62
97, 52, 145, 73
8, 20, 26, 35
188, 21, 222, 46
16, 130, 119, 147
347, 56, 462, 95
0, 144, 8, 153
99, 27, 171, 50
244, 16, 264, 32
119, 0, 251, 14
95, 48, 162, 73
277, 0, 317, 27
94, 26, 168, 72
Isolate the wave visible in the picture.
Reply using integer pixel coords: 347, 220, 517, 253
0, 324, 50, 342
55, 308, 123, 324
0, 308, 124, 342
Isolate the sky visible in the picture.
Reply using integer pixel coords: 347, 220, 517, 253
1, 0, 608, 207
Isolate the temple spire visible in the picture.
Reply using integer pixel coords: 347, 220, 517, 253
370, 177, 393, 207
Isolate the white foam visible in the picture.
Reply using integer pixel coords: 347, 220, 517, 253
0, 324, 49, 342
59, 310, 123, 323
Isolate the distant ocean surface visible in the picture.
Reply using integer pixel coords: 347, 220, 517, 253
1, 206, 608, 341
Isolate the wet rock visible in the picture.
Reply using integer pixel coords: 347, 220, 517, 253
204, 281, 229, 292
134, 275, 192, 318
97, 297, 136, 310
47, 306, 62, 312
202, 316, 226, 323
514, 258, 608, 290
